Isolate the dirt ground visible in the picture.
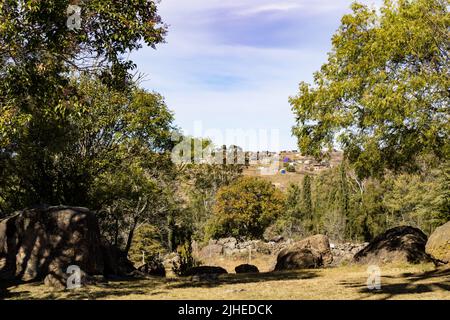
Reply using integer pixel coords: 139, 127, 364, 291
2, 263, 449, 300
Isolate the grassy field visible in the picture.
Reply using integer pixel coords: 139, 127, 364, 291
2, 263, 449, 300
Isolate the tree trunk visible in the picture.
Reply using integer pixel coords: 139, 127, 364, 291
124, 218, 138, 255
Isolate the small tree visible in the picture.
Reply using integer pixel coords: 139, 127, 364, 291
286, 183, 302, 220
172, 240, 200, 276
207, 177, 285, 240
128, 224, 166, 266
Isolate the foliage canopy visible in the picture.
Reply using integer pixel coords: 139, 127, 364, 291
290, 0, 449, 178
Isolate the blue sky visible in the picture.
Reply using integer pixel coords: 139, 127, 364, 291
132, 0, 379, 151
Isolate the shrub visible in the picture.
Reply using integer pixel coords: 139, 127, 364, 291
172, 240, 200, 276
206, 177, 285, 240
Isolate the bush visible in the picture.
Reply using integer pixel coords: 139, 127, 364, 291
172, 240, 200, 276
206, 177, 285, 240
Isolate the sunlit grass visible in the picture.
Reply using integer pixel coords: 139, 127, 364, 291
3, 263, 449, 300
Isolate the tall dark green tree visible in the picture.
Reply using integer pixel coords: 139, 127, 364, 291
340, 163, 350, 237
302, 175, 313, 230
286, 183, 302, 220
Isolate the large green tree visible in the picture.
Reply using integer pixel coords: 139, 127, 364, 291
1, 77, 175, 212
1, 0, 166, 134
207, 177, 285, 240
0, 0, 167, 214
290, 0, 449, 178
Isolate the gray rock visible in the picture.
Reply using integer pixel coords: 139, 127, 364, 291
274, 248, 321, 270
200, 244, 223, 257
354, 226, 432, 264
426, 221, 450, 263
0, 206, 133, 283
235, 264, 259, 273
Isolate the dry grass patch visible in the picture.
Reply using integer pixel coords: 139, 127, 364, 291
2, 263, 449, 300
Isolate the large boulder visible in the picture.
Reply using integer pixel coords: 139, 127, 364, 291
354, 226, 433, 264
426, 221, 450, 264
274, 248, 321, 270
0, 206, 133, 285
235, 264, 259, 274
293, 234, 333, 265
274, 234, 333, 271
0, 206, 104, 281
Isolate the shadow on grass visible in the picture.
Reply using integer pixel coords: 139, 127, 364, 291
0, 275, 166, 300
0, 279, 31, 300
169, 270, 319, 289
2, 270, 320, 299
339, 267, 450, 300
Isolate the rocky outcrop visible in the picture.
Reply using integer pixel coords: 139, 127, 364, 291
235, 264, 259, 273
0, 206, 104, 282
354, 226, 433, 264
289, 234, 333, 265
274, 248, 321, 270
426, 221, 450, 264
0, 206, 134, 288
274, 235, 333, 271
194, 237, 294, 259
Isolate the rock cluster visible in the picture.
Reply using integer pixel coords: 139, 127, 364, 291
195, 235, 370, 268
195, 237, 293, 259
329, 242, 369, 266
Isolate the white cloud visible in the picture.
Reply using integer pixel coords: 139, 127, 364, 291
132, 0, 381, 150
236, 3, 304, 16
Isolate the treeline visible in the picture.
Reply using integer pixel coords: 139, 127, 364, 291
126, 156, 450, 264
173, 160, 449, 246
272, 161, 449, 242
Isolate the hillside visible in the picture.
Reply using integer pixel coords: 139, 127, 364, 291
243, 150, 343, 190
